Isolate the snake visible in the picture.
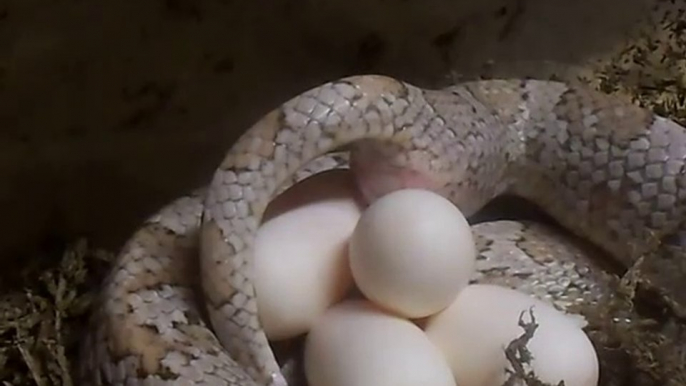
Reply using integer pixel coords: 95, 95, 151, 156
78, 74, 686, 385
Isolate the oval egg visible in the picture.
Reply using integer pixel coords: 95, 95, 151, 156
349, 188, 476, 318
304, 300, 456, 386
254, 170, 362, 340
423, 284, 599, 386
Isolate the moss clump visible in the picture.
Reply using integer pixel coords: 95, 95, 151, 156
0, 240, 113, 386
582, 1, 686, 125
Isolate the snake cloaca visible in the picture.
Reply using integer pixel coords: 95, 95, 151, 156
78, 75, 686, 385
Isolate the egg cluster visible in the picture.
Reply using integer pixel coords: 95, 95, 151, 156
253, 169, 599, 386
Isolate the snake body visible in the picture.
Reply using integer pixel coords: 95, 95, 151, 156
79, 75, 686, 385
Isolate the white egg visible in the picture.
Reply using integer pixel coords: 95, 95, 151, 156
423, 284, 599, 386
348, 189, 476, 318
304, 300, 457, 386
254, 170, 363, 340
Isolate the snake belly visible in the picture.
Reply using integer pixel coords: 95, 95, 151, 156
80, 75, 686, 385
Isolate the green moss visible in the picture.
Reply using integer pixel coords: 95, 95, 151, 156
0, 240, 113, 386
583, 3, 686, 125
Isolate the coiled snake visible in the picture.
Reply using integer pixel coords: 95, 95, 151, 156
78, 75, 686, 385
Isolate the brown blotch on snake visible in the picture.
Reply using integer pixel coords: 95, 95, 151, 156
80, 75, 686, 385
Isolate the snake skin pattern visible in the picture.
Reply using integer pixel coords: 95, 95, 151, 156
79, 75, 686, 385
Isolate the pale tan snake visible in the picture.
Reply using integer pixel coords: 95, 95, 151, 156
78, 75, 686, 385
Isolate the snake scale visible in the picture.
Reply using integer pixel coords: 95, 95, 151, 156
79, 75, 686, 385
